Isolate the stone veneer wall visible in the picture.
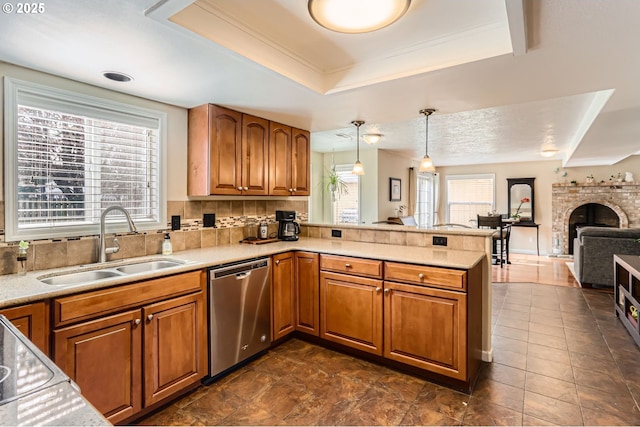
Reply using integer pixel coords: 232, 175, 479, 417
551, 182, 640, 254
0, 199, 308, 275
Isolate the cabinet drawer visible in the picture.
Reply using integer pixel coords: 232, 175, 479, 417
320, 254, 382, 279
384, 262, 466, 291
53, 271, 203, 327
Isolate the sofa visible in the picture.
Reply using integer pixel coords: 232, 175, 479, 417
573, 226, 640, 287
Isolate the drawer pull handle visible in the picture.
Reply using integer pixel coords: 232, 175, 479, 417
147, 314, 154, 321
375, 287, 381, 293
345, 263, 351, 268
384, 289, 390, 295
133, 319, 141, 326
418, 273, 425, 280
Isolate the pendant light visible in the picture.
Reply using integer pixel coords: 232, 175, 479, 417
418, 108, 436, 173
351, 120, 365, 175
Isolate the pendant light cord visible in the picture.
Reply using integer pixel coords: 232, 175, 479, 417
419, 109, 435, 157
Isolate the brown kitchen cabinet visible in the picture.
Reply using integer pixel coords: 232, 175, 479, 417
295, 251, 319, 335
0, 301, 49, 356
54, 310, 142, 424
319, 268, 383, 355
268, 123, 310, 196
272, 252, 296, 340
383, 261, 482, 384
52, 271, 207, 424
187, 104, 269, 195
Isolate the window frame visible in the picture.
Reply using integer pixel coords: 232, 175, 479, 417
4, 77, 167, 241
445, 173, 495, 225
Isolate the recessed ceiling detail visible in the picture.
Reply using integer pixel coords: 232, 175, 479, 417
168, 0, 516, 94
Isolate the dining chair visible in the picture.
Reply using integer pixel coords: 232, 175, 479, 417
477, 215, 511, 267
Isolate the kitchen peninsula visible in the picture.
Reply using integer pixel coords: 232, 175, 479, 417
0, 226, 490, 422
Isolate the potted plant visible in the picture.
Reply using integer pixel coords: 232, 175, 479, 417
326, 164, 348, 202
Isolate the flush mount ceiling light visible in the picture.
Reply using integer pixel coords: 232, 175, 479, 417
540, 144, 559, 157
308, 0, 411, 34
351, 120, 365, 175
363, 133, 383, 144
102, 71, 133, 82
418, 109, 436, 173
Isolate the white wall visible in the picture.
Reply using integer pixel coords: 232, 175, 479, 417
377, 149, 420, 219
436, 156, 640, 255
0, 62, 189, 202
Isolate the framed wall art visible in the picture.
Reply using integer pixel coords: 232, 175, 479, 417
390, 177, 401, 201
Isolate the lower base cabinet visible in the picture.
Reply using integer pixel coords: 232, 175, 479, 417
0, 301, 49, 355
53, 271, 207, 425
383, 281, 467, 380
320, 271, 383, 355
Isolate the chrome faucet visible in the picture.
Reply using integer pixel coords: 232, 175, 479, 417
98, 206, 137, 263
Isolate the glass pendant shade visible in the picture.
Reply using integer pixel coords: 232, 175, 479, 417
308, 0, 411, 34
418, 155, 435, 173
352, 160, 365, 175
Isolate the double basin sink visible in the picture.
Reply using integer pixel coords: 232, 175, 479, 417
38, 259, 190, 286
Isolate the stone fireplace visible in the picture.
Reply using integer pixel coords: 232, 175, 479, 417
551, 182, 640, 255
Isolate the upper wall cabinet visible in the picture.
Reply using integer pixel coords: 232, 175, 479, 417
188, 104, 309, 196
268, 123, 310, 196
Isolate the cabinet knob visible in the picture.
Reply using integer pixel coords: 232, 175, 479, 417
237, 186, 242, 191
288, 188, 293, 192
275, 260, 280, 265
384, 288, 391, 295
345, 263, 351, 268
244, 186, 248, 191
418, 273, 425, 280
133, 319, 141, 326
293, 188, 297, 192
375, 287, 381, 293
147, 314, 154, 321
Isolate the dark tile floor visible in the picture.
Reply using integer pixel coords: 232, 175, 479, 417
138, 283, 640, 426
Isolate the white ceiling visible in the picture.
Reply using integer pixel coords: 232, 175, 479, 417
0, 0, 638, 167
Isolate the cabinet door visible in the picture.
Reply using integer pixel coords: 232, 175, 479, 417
291, 128, 311, 196
384, 281, 467, 380
143, 292, 207, 407
0, 302, 49, 356
272, 252, 295, 340
295, 252, 319, 336
268, 122, 292, 196
242, 114, 269, 195
320, 271, 383, 355
54, 310, 142, 424
210, 105, 242, 195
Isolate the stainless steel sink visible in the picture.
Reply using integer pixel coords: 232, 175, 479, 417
40, 269, 123, 286
38, 258, 190, 286
115, 260, 185, 275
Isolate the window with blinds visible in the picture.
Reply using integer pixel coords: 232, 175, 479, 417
4, 78, 166, 241
446, 174, 495, 226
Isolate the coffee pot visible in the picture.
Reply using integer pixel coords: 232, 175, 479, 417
276, 210, 300, 241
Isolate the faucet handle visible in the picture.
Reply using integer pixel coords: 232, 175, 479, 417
105, 237, 120, 255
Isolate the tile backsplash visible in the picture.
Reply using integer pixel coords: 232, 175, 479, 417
0, 200, 308, 275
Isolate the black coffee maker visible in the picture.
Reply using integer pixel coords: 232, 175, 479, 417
276, 210, 300, 241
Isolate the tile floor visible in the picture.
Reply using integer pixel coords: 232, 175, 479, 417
138, 282, 640, 426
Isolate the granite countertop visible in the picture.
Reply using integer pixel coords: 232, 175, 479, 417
0, 237, 485, 309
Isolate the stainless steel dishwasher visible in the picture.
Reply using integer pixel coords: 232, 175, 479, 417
206, 258, 271, 381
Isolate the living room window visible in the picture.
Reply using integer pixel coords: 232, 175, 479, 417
4, 78, 166, 241
445, 174, 495, 226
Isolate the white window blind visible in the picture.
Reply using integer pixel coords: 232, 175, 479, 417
332, 165, 360, 224
446, 174, 495, 226
4, 78, 166, 241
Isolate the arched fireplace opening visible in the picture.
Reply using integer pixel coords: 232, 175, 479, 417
568, 203, 620, 254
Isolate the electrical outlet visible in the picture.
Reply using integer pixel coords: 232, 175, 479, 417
433, 236, 448, 246
171, 215, 181, 231
331, 229, 342, 238
203, 213, 216, 228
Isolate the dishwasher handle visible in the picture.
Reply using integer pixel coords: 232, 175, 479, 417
236, 271, 252, 280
